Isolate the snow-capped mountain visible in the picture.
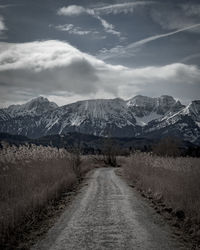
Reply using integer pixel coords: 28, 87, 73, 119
44, 98, 143, 138
4, 96, 58, 118
0, 95, 199, 144
127, 95, 184, 126
142, 100, 200, 144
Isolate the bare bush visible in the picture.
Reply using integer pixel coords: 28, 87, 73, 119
153, 137, 181, 157
68, 147, 82, 182
123, 152, 200, 221
102, 138, 118, 167
0, 144, 93, 247
117, 156, 128, 167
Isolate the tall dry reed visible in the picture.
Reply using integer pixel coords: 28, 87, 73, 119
123, 152, 200, 221
0, 144, 93, 246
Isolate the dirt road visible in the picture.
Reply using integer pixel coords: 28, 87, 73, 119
32, 168, 186, 250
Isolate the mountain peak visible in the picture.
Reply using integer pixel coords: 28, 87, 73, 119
5, 96, 58, 118
160, 95, 174, 99
158, 95, 176, 105
0, 95, 199, 144
25, 96, 58, 112
27, 96, 54, 104
127, 95, 183, 117
127, 95, 155, 107
30, 96, 48, 103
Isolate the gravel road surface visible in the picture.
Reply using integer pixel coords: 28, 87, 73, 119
32, 168, 186, 250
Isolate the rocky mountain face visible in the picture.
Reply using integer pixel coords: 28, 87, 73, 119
142, 100, 200, 145
4, 96, 58, 118
0, 95, 200, 144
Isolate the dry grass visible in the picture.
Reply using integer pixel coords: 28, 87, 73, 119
0, 144, 93, 247
122, 152, 200, 221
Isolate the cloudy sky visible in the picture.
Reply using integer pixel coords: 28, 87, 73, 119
0, 0, 200, 107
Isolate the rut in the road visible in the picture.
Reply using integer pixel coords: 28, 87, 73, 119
32, 168, 187, 250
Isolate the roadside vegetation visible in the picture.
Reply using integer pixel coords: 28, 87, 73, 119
1, 135, 200, 248
102, 138, 119, 167
0, 143, 94, 248
121, 151, 200, 242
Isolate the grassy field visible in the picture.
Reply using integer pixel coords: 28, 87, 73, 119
0, 144, 94, 247
1, 143, 200, 247
121, 152, 200, 238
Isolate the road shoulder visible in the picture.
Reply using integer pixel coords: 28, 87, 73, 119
116, 167, 199, 250
11, 170, 94, 250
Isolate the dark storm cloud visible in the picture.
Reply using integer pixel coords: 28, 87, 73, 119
0, 40, 199, 106
0, 0, 200, 106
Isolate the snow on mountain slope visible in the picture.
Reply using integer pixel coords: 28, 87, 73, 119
142, 101, 200, 143
0, 95, 199, 144
3, 96, 58, 118
0, 110, 11, 121
127, 95, 184, 114
43, 98, 138, 137
181, 101, 200, 122
135, 112, 162, 126
127, 95, 184, 126
127, 95, 157, 108
159, 101, 200, 126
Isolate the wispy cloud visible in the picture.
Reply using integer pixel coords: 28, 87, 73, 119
54, 24, 93, 35
0, 4, 14, 9
181, 3, 200, 17
95, 1, 155, 15
0, 15, 7, 38
151, 4, 200, 34
98, 23, 200, 60
180, 53, 200, 63
95, 15, 121, 36
0, 16, 6, 30
128, 23, 200, 48
57, 5, 121, 38
58, 5, 94, 16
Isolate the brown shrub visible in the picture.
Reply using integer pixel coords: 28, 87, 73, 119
153, 137, 181, 157
102, 138, 118, 167
0, 144, 93, 246
123, 152, 200, 221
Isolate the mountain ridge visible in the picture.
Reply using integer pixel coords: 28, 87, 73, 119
0, 95, 199, 144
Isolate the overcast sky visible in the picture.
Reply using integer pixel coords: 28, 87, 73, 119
0, 0, 200, 107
